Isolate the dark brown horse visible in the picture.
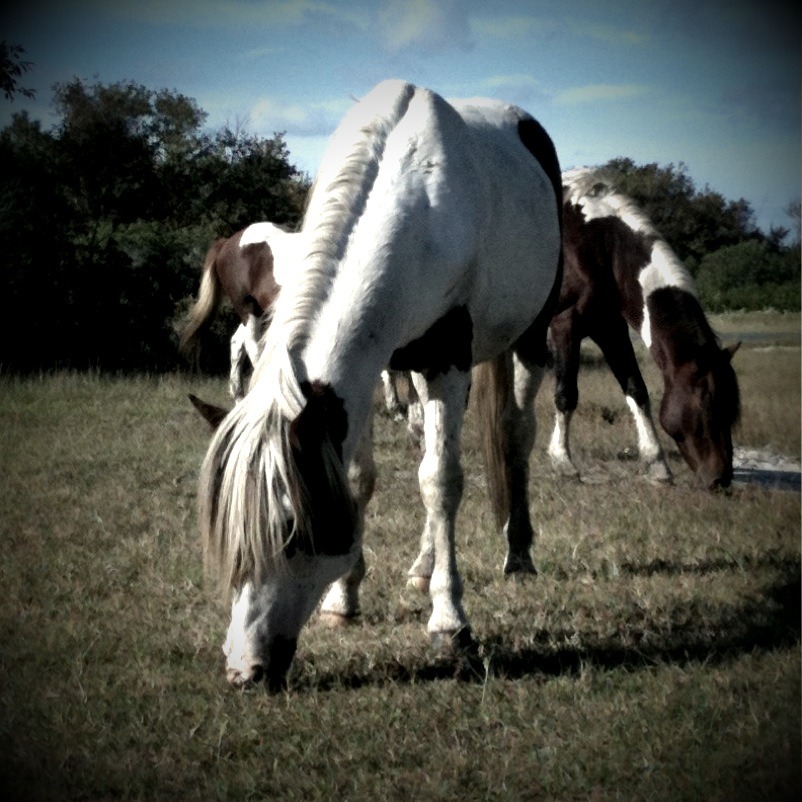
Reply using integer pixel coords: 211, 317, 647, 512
549, 168, 740, 490
180, 222, 296, 399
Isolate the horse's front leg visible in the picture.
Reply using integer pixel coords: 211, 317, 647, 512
412, 368, 471, 647
318, 416, 376, 625
228, 324, 250, 401
590, 322, 672, 484
381, 369, 407, 421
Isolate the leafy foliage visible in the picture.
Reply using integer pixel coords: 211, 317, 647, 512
697, 241, 801, 312
0, 79, 798, 373
0, 42, 35, 101
0, 78, 309, 373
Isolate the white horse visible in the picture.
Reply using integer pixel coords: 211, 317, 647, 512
198, 80, 563, 689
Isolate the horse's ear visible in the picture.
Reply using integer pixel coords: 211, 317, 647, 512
724, 342, 741, 361
188, 394, 230, 431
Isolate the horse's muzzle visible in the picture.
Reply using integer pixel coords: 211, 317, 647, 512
226, 635, 298, 692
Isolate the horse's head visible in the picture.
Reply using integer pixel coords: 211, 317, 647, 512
658, 342, 740, 491
192, 384, 359, 690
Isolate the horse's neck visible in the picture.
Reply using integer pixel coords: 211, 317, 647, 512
302, 281, 405, 462
644, 286, 713, 374
632, 238, 697, 348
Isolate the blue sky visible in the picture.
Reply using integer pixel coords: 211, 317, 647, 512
2, 0, 799, 235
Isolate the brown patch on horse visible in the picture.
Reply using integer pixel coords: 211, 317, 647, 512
560, 202, 654, 333
390, 305, 473, 379
217, 237, 280, 322
517, 117, 562, 219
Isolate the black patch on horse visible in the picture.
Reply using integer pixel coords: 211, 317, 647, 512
512, 117, 564, 368
390, 306, 473, 379
517, 117, 562, 220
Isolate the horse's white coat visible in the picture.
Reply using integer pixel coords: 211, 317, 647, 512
199, 80, 561, 685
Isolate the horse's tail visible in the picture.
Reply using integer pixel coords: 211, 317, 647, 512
473, 354, 511, 531
179, 238, 226, 362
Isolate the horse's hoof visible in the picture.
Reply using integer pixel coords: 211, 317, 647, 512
226, 666, 262, 689
503, 553, 537, 576
406, 575, 430, 593
645, 462, 673, 484
429, 627, 475, 656
318, 611, 357, 629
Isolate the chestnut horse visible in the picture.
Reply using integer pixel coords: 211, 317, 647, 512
180, 223, 409, 411
550, 168, 740, 489
197, 80, 562, 689
179, 222, 296, 399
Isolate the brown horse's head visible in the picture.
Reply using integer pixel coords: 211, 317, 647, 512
658, 342, 740, 490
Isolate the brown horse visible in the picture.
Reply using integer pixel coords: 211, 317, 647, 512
182, 222, 412, 412
180, 222, 296, 399
549, 168, 740, 490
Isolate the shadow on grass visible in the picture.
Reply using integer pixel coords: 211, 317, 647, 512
290, 566, 800, 693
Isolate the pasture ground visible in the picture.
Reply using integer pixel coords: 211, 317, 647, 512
0, 311, 799, 801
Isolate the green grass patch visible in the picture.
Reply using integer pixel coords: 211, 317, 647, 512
1, 315, 799, 801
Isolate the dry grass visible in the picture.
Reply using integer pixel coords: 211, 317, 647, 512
0, 312, 799, 801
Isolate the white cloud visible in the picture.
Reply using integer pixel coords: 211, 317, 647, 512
250, 95, 352, 137
566, 18, 647, 46
472, 15, 552, 39
80, 0, 367, 29
379, 0, 472, 53
555, 84, 650, 106
475, 74, 543, 92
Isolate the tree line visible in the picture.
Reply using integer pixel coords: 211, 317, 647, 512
0, 69, 798, 374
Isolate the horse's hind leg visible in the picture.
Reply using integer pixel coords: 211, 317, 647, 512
590, 322, 672, 483
503, 351, 546, 574
319, 416, 376, 625
547, 313, 582, 479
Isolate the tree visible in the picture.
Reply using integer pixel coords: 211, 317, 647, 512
0, 77, 309, 372
0, 41, 35, 101
697, 241, 800, 312
601, 158, 761, 271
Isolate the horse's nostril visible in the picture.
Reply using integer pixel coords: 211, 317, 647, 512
249, 664, 265, 684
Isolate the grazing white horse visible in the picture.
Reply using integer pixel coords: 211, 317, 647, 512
198, 80, 563, 689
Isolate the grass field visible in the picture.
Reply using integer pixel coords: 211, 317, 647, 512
0, 311, 799, 801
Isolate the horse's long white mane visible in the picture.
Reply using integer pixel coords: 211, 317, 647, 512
562, 167, 697, 300
198, 80, 416, 591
